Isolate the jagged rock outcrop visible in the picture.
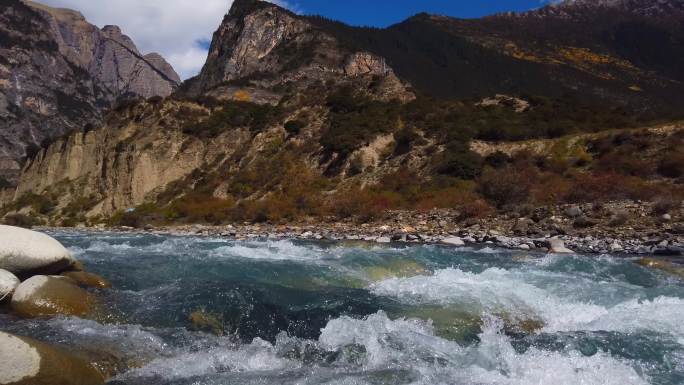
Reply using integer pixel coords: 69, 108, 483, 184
187, 0, 412, 103
24, 1, 180, 99
0, 0, 179, 184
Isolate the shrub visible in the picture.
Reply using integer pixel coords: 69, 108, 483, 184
484, 151, 511, 168
434, 143, 483, 179
393, 127, 422, 155
1, 213, 43, 228
458, 199, 496, 220
477, 166, 536, 208
657, 151, 684, 178
0, 177, 12, 189
12, 193, 56, 215
166, 192, 235, 224
321, 88, 400, 156
284, 119, 307, 135
182, 100, 283, 138
652, 196, 680, 215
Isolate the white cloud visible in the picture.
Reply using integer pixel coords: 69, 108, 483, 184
35, 0, 296, 80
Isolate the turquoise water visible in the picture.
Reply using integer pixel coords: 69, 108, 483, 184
1, 231, 683, 385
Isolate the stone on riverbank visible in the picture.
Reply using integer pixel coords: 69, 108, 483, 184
0, 331, 104, 385
0, 225, 78, 278
547, 239, 575, 254
442, 236, 465, 246
11, 275, 96, 318
0, 269, 20, 302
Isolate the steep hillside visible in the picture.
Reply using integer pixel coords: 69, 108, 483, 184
0, 0, 180, 184
2, 0, 683, 228
308, 0, 684, 113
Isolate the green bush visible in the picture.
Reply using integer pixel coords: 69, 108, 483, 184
182, 100, 283, 138
321, 88, 400, 156
284, 119, 307, 135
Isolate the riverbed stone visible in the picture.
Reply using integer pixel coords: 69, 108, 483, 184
564, 206, 583, 218
442, 236, 465, 246
11, 275, 97, 318
0, 269, 20, 302
0, 331, 104, 385
61, 271, 112, 289
547, 239, 575, 254
0, 225, 78, 278
636, 258, 684, 279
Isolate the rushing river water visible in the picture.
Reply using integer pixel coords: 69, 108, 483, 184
1, 231, 683, 385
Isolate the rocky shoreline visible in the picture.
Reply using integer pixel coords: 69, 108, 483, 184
43, 200, 684, 257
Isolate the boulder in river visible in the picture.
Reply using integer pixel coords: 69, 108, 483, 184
0, 225, 78, 278
0, 331, 104, 385
11, 275, 97, 318
636, 258, 684, 280
61, 271, 112, 289
547, 239, 575, 254
0, 269, 20, 302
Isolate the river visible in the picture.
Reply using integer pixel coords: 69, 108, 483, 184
1, 231, 683, 385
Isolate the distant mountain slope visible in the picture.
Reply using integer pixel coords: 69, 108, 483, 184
0, 0, 180, 184
307, 0, 684, 114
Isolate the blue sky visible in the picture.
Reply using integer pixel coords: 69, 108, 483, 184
289, 0, 549, 27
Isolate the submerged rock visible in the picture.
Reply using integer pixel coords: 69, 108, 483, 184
61, 271, 112, 289
11, 275, 97, 318
636, 258, 684, 280
0, 226, 78, 278
189, 310, 225, 336
365, 260, 429, 282
0, 331, 104, 385
0, 269, 20, 302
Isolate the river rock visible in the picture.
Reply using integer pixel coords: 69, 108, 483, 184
0, 269, 20, 302
547, 239, 575, 254
11, 275, 96, 318
442, 236, 465, 246
0, 225, 78, 278
564, 205, 583, 218
61, 271, 112, 289
0, 332, 104, 385
636, 258, 684, 279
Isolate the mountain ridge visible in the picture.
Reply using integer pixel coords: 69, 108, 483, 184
0, 0, 180, 185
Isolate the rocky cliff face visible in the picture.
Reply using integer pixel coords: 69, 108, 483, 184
6, 0, 418, 218
0, 0, 179, 185
186, 0, 411, 103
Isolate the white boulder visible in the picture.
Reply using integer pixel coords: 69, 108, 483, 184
548, 239, 574, 254
442, 236, 465, 246
0, 225, 76, 276
11, 275, 96, 318
0, 331, 104, 385
0, 269, 20, 302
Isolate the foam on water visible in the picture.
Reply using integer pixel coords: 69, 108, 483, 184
209, 239, 327, 262
119, 337, 297, 381
371, 268, 684, 337
106, 311, 649, 385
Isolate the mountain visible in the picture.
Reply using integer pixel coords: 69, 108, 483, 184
2, 0, 683, 227
307, 0, 684, 112
0, 0, 180, 185
181, 0, 411, 103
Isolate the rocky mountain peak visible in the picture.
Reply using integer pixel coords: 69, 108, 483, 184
0, 0, 181, 184
189, 0, 412, 102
